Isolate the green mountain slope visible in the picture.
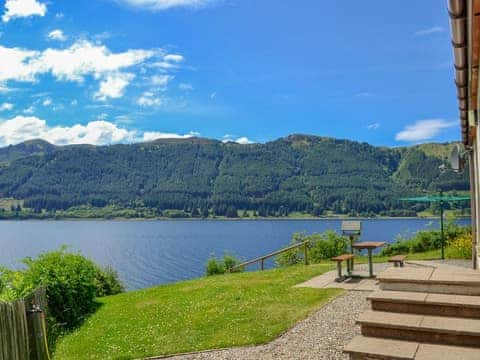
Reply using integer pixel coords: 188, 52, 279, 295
0, 135, 469, 216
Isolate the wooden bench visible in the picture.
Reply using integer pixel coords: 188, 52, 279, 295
388, 255, 406, 267
331, 254, 354, 281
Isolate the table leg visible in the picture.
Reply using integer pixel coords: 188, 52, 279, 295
350, 237, 355, 272
368, 249, 373, 277
336, 261, 342, 281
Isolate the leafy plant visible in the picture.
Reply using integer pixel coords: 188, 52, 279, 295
380, 221, 471, 256
205, 253, 242, 275
276, 231, 348, 267
0, 248, 124, 331
94, 265, 125, 297
446, 234, 473, 259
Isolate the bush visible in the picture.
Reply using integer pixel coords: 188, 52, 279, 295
19, 249, 99, 329
0, 248, 124, 331
206, 257, 224, 276
446, 234, 473, 259
94, 265, 125, 297
206, 254, 242, 275
276, 231, 349, 267
380, 222, 471, 256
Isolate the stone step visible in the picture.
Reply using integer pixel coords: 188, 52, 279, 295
344, 335, 480, 360
377, 267, 480, 295
357, 310, 480, 348
368, 290, 480, 318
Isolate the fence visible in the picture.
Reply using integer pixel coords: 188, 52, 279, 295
229, 240, 309, 272
0, 287, 50, 360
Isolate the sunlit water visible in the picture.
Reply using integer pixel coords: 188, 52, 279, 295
0, 218, 470, 290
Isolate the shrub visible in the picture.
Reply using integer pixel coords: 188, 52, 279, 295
206, 254, 242, 275
0, 248, 124, 331
94, 265, 125, 297
380, 222, 471, 256
18, 249, 98, 330
206, 257, 224, 276
276, 231, 349, 267
446, 234, 473, 259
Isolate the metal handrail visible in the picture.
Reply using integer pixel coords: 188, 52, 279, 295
229, 240, 309, 272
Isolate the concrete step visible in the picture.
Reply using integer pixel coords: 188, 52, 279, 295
357, 310, 480, 348
368, 290, 480, 318
344, 335, 480, 360
377, 267, 480, 295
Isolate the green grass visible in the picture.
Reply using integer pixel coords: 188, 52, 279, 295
54, 264, 340, 360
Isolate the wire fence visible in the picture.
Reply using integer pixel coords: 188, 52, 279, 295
0, 287, 50, 360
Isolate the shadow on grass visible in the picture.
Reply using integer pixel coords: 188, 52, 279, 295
48, 300, 104, 354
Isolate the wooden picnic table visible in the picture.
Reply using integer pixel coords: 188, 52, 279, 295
352, 241, 385, 278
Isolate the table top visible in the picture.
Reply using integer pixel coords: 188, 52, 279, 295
352, 241, 385, 250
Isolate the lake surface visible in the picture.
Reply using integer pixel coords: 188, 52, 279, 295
0, 218, 470, 290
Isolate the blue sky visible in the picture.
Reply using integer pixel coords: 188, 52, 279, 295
0, 0, 460, 146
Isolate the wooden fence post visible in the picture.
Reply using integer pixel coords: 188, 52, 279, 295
0, 299, 30, 360
25, 287, 50, 360
304, 243, 309, 265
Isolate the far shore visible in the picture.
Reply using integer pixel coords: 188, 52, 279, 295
0, 215, 471, 222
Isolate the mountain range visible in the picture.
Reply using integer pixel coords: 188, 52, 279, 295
0, 135, 469, 217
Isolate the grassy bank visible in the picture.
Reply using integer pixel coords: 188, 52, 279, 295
54, 264, 340, 360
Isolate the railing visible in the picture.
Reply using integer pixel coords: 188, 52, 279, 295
0, 287, 50, 360
229, 241, 309, 272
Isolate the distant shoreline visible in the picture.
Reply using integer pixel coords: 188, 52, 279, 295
0, 215, 471, 222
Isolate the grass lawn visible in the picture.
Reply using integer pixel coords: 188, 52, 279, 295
54, 264, 341, 360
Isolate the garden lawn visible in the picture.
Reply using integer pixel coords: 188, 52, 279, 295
54, 264, 340, 360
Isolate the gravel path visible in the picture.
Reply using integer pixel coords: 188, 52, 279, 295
158, 260, 471, 360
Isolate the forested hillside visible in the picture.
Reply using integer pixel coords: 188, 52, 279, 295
0, 135, 469, 218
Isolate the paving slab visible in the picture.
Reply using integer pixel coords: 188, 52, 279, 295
344, 335, 418, 360
425, 293, 480, 308
419, 315, 480, 335
357, 310, 423, 329
377, 268, 434, 282
415, 344, 480, 360
429, 271, 480, 285
368, 290, 427, 303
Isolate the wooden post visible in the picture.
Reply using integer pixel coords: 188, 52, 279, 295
260, 259, 264, 270
304, 243, 308, 265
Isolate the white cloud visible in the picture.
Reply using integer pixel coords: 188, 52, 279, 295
0, 117, 137, 146
222, 134, 254, 144
47, 29, 67, 42
142, 130, 199, 142
0, 103, 14, 111
367, 122, 380, 130
0, 116, 201, 146
2, 0, 47, 22
354, 92, 373, 98
0, 40, 158, 92
137, 91, 163, 107
395, 119, 457, 142
151, 74, 173, 87
235, 137, 253, 145
414, 26, 444, 37
163, 54, 184, 63
23, 106, 35, 114
178, 82, 193, 91
42, 98, 52, 106
116, 0, 215, 11
95, 73, 135, 100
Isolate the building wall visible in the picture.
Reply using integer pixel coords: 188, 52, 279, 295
474, 124, 480, 269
